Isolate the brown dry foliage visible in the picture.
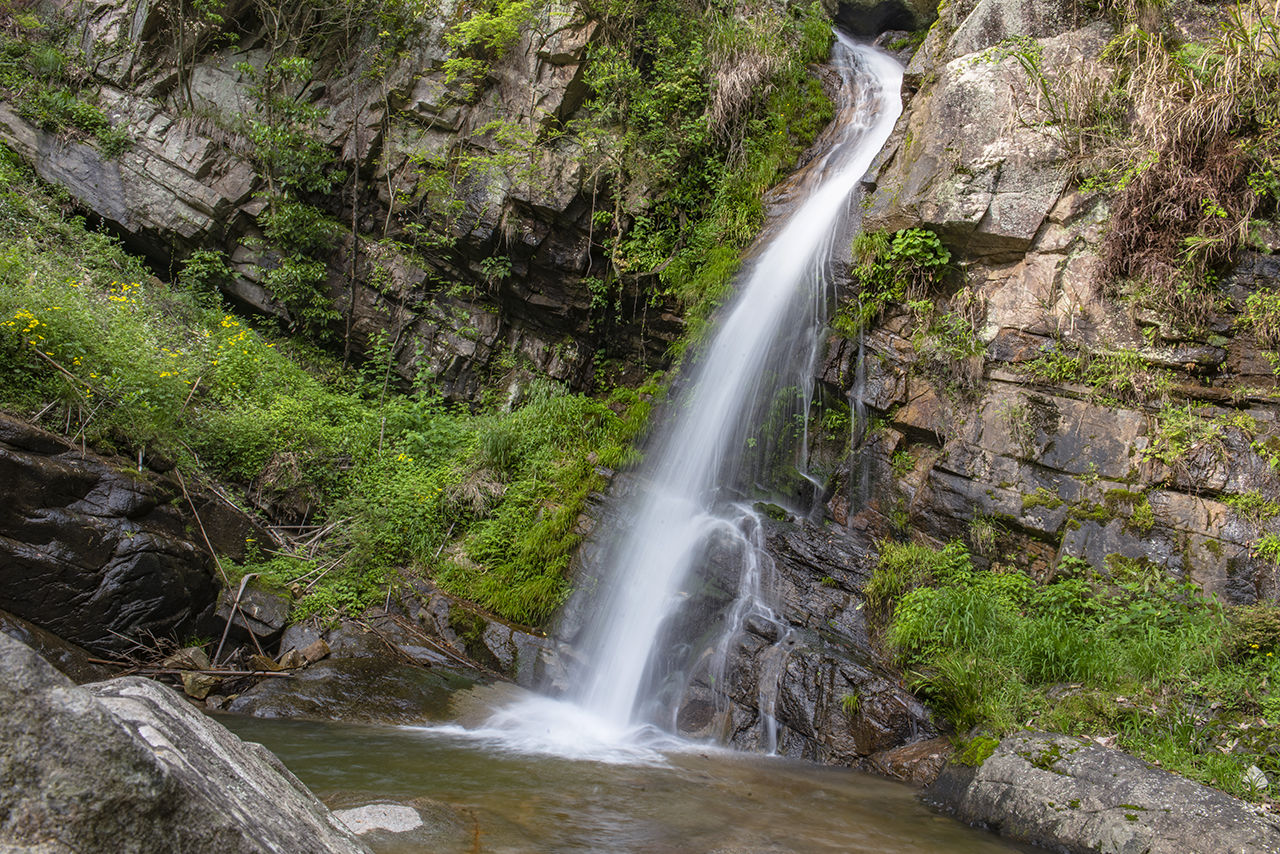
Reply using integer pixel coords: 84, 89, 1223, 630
706, 10, 787, 147
1092, 7, 1280, 328
446, 467, 506, 514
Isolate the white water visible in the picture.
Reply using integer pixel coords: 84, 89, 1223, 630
445, 35, 903, 761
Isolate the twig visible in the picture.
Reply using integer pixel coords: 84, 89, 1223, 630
134, 667, 293, 678
302, 550, 351, 593
387, 614, 499, 675
181, 375, 202, 411
175, 468, 230, 585
214, 572, 257, 665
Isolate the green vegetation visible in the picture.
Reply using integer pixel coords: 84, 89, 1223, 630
393, 0, 839, 356
0, 144, 651, 627
1226, 491, 1280, 526
871, 540, 1280, 800
834, 228, 953, 338
1022, 487, 1064, 513
1023, 344, 1174, 408
0, 15, 130, 155
577, 0, 836, 349
1142, 404, 1258, 468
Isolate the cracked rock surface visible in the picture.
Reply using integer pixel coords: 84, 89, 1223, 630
925, 731, 1280, 854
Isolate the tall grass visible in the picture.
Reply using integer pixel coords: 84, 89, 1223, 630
873, 540, 1280, 799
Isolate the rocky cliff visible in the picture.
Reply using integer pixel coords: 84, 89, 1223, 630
556, 0, 1280, 784
0, 412, 267, 654
824, 0, 1280, 605
2, 0, 683, 399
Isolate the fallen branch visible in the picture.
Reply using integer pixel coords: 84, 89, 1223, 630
175, 468, 230, 586
213, 572, 259, 665
132, 667, 293, 678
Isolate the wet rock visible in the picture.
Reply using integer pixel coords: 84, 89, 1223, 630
181, 671, 221, 700
869, 736, 953, 786
0, 607, 111, 684
0, 413, 223, 654
0, 632, 370, 853
925, 731, 1280, 854
216, 586, 291, 649
327, 796, 474, 852
832, 0, 938, 37
399, 579, 564, 686
226, 657, 482, 725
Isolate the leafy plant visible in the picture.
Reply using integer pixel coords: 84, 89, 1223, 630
834, 228, 952, 337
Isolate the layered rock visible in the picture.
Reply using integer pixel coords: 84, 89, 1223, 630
822, 0, 1280, 604
925, 731, 1280, 853
1, 0, 681, 399
0, 412, 264, 654
0, 631, 370, 853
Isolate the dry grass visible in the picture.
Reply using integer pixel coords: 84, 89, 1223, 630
706, 10, 787, 146
1087, 3, 1280, 329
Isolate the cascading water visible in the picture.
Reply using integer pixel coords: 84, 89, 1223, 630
462, 35, 902, 760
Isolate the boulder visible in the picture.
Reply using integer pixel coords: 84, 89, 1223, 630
0, 413, 222, 654
215, 585, 292, 649
226, 657, 482, 725
864, 22, 1112, 258
925, 731, 1280, 853
0, 631, 370, 853
0, 607, 110, 684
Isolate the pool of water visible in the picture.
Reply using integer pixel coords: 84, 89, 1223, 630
223, 714, 1033, 854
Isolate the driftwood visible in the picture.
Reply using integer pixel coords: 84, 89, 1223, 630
86, 659, 293, 678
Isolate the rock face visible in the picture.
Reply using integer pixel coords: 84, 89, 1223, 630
1, 0, 682, 400
560, 484, 936, 771
816, 0, 1280, 606
0, 607, 110, 684
0, 631, 371, 854
925, 731, 1280, 854
227, 656, 480, 725
0, 412, 263, 654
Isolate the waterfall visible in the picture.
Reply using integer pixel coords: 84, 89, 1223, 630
572, 36, 903, 728
466, 35, 902, 760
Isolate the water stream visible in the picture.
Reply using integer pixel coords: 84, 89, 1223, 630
464, 35, 904, 758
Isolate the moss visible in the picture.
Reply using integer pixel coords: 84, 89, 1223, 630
754, 502, 789, 522
1023, 487, 1065, 513
955, 733, 1001, 766
1019, 740, 1073, 774
1069, 501, 1113, 524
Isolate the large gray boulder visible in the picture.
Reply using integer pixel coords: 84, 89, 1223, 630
864, 14, 1111, 258
925, 731, 1280, 854
0, 632, 371, 853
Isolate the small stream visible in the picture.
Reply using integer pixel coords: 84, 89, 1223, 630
223, 715, 1033, 854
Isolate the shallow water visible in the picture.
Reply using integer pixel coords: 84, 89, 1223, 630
224, 715, 1032, 854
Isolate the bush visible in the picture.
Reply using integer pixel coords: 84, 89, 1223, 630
834, 228, 952, 338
